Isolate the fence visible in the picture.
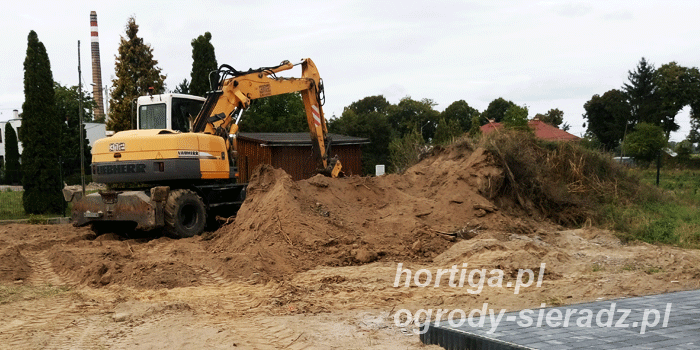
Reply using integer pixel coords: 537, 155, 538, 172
0, 186, 73, 221
0, 161, 84, 221
0, 186, 27, 220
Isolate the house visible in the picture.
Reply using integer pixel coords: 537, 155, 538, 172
236, 133, 369, 182
480, 117, 580, 141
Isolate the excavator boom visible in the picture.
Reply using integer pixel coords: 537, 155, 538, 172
194, 58, 341, 176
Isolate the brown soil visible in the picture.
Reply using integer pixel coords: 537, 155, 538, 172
210, 146, 512, 281
1, 144, 700, 349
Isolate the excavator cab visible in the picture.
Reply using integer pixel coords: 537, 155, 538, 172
136, 94, 205, 133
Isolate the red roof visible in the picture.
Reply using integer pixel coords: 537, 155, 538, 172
480, 119, 580, 141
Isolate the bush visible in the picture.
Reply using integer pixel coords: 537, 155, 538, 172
623, 122, 667, 164
388, 128, 426, 173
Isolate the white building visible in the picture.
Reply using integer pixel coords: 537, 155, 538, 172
0, 116, 23, 165
1, 111, 106, 165
84, 122, 107, 148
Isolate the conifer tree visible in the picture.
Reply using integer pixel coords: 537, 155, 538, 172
433, 117, 462, 145
21, 31, 64, 214
623, 57, 659, 126
107, 17, 165, 132
189, 32, 217, 97
3, 122, 21, 185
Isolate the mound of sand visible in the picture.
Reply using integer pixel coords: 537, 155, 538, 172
0, 144, 545, 288
0, 245, 31, 282
210, 145, 522, 281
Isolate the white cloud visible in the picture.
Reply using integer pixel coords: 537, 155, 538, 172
1, 0, 700, 142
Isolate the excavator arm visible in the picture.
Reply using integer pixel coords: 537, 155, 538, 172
192, 58, 342, 177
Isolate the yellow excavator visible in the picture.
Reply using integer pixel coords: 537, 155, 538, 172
65, 58, 341, 238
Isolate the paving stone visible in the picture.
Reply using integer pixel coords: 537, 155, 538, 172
422, 289, 700, 349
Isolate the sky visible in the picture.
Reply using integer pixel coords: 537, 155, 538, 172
1, 0, 699, 141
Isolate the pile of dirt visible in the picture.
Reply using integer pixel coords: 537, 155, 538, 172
210, 145, 526, 281
1, 139, 636, 289
0, 245, 31, 282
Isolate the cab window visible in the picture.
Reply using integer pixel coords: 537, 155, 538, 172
171, 98, 204, 133
139, 103, 167, 129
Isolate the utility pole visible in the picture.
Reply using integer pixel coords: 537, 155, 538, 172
78, 40, 86, 196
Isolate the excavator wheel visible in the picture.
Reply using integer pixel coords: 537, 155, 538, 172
164, 189, 207, 238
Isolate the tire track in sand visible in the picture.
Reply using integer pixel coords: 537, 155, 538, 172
0, 250, 103, 349
193, 265, 263, 311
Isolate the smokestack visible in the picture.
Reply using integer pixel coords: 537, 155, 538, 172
90, 11, 105, 122
13, 109, 19, 119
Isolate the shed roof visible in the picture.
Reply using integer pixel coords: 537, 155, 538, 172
480, 119, 580, 141
238, 133, 370, 146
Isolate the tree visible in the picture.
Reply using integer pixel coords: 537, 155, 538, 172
238, 93, 307, 132
344, 95, 391, 115
329, 95, 394, 175
502, 104, 530, 131
623, 57, 659, 126
583, 89, 631, 150
623, 122, 667, 163
468, 114, 482, 137
3, 123, 21, 184
690, 104, 700, 146
535, 108, 564, 127
440, 100, 479, 132
189, 32, 217, 97
388, 97, 440, 141
108, 17, 166, 132
481, 97, 516, 123
655, 62, 700, 135
54, 83, 94, 180
433, 117, 462, 145
173, 78, 190, 94
21, 31, 64, 214
675, 139, 694, 162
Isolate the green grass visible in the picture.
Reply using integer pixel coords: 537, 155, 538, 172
0, 190, 27, 220
0, 189, 72, 221
604, 169, 700, 248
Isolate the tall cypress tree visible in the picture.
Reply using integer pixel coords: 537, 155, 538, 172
21, 31, 64, 214
189, 32, 217, 97
3, 123, 21, 185
107, 17, 166, 132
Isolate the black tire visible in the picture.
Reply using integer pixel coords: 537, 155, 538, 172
164, 189, 207, 238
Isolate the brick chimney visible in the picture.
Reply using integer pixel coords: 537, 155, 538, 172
90, 11, 105, 122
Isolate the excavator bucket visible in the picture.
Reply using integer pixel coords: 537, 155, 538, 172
319, 157, 344, 178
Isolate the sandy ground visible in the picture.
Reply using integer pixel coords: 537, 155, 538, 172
1, 223, 699, 349
2, 146, 699, 349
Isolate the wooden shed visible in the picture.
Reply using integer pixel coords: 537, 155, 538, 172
236, 133, 369, 182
